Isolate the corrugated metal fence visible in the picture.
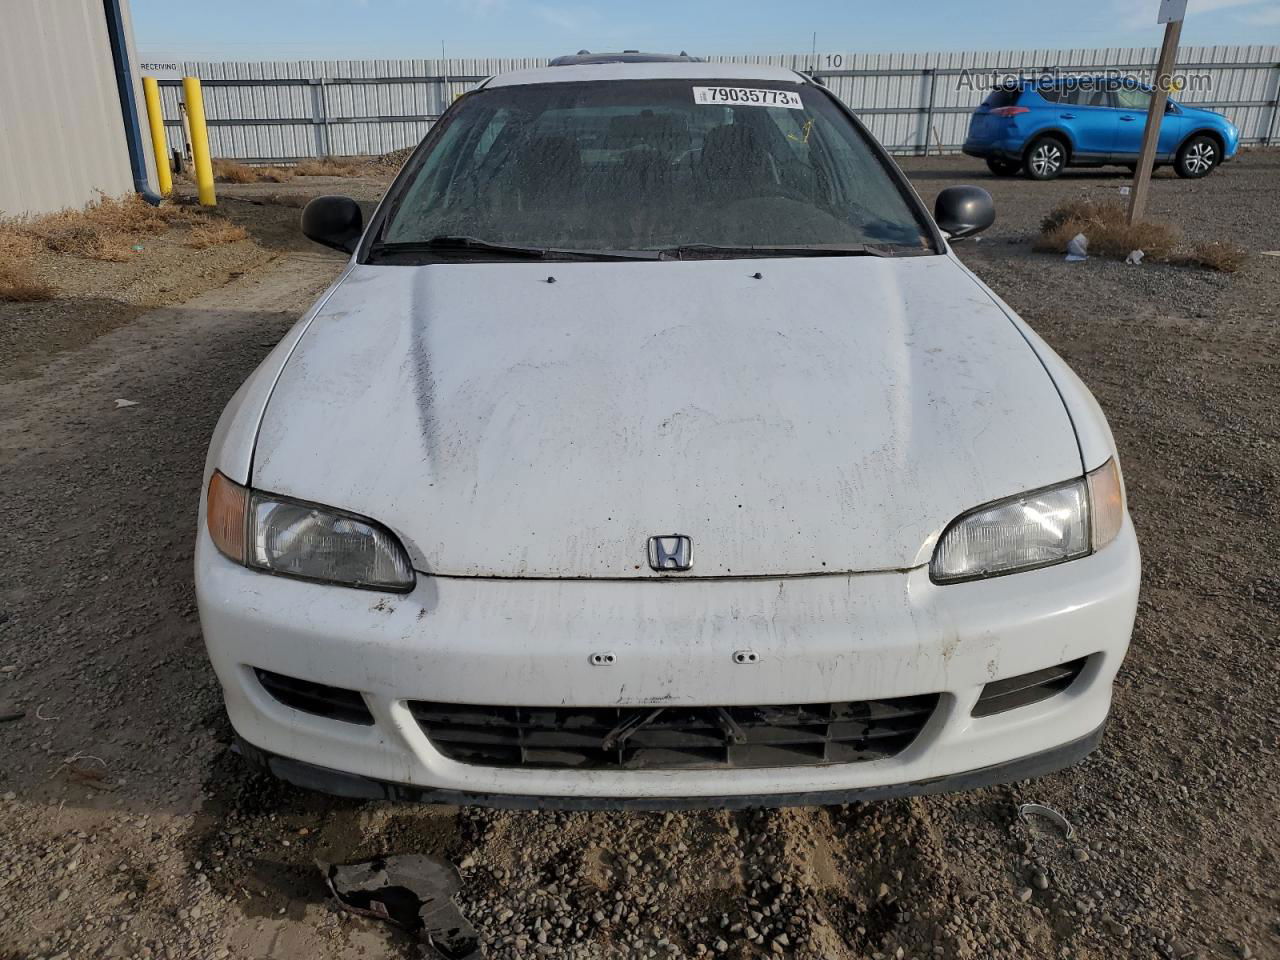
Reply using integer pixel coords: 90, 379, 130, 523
148, 45, 1280, 163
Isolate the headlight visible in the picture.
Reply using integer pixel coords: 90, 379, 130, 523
931, 458, 1124, 584
206, 472, 414, 591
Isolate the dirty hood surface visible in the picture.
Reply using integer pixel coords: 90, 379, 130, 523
253, 254, 1080, 578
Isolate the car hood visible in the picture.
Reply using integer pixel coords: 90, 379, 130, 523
253, 254, 1081, 579
1178, 104, 1226, 125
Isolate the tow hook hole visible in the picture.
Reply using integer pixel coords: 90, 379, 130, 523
589, 652, 616, 666
733, 650, 760, 665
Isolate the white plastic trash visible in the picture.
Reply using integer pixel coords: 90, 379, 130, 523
1065, 233, 1089, 262
1125, 249, 1145, 265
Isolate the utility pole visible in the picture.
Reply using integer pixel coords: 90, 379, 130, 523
441, 41, 451, 112
1128, 0, 1185, 224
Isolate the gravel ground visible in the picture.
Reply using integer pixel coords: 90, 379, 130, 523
1, 152, 1277, 960
0, 223, 272, 383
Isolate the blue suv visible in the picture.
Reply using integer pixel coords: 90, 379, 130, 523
963, 77, 1240, 180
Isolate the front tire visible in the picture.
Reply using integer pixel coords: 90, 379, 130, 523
1024, 136, 1067, 180
1175, 135, 1218, 179
986, 156, 1022, 177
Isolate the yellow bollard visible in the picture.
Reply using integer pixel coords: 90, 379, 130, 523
141, 77, 172, 196
182, 76, 216, 206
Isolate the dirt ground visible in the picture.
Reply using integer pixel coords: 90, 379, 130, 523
1, 151, 1277, 960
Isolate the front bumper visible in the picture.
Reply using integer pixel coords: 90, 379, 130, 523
235, 722, 1106, 810
196, 521, 1140, 805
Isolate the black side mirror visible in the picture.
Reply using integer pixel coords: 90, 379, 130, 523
301, 196, 364, 254
934, 185, 996, 241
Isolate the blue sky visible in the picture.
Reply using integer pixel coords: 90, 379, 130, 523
133, 0, 1280, 61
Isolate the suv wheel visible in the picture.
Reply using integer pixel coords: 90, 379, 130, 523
986, 157, 1022, 177
1024, 137, 1066, 180
1175, 135, 1218, 179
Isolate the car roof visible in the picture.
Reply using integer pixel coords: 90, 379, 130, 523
547, 50, 703, 66
484, 61, 808, 88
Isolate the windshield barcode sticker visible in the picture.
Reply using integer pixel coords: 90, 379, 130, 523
692, 86, 804, 109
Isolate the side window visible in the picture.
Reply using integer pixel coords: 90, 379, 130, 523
1063, 87, 1109, 108
1114, 87, 1153, 111
1037, 86, 1062, 104
982, 88, 1021, 109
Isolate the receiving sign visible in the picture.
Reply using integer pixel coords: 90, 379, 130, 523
692, 86, 804, 109
137, 54, 184, 80
1157, 0, 1187, 23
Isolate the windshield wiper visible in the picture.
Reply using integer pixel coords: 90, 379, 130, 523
368, 236, 660, 262
661, 243, 917, 260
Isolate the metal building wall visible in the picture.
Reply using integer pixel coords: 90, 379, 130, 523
148, 45, 1280, 163
0, 0, 138, 216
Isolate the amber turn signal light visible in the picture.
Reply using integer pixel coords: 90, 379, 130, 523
207, 471, 248, 563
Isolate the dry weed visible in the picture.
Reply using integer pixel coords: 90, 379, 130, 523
212, 159, 260, 184
185, 221, 250, 249
0, 226, 42, 259
212, 159, 297, 183
1176, 240, 1249, 273
2, 194, 192, 261
0, 261, 55, 302
1035, 199, 1180, 261
293, 158, 366, 177
0, 193, 221, 264
214, 156, 367, 181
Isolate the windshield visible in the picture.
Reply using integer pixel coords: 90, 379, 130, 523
372, 78, 934, 258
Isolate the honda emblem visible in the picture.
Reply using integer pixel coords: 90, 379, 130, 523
648, 535, 693, 572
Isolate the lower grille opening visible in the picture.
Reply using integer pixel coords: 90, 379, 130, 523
408, 697, 939, 770
972, 658, 1088, 718
254, 668, 374, 726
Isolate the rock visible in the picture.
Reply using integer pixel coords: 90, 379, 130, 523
1016, 888, 1034, 903
1032, 871, 1050, 891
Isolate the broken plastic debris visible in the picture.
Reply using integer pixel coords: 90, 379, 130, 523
320, 855, 481, 959
1125, 249, 1145, 266
1065, 233, 1089, 262
1018, 802, 1075, 840
114, 399, 139, 409
1118, 185, 1131, 196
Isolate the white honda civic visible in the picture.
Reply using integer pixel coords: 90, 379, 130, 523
196, 54, 1140, 808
